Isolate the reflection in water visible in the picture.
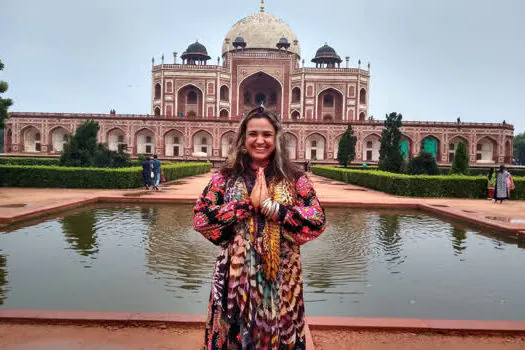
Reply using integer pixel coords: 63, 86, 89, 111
302, 210, 370, 291
1, 205, 524, 320
143, 205, 218, 293
451, 226, 467, 255
0, 251, 7, 305
377, 214, 403, 270
61, 211, 99, 257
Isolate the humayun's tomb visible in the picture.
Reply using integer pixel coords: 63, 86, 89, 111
2, 2, 514, 165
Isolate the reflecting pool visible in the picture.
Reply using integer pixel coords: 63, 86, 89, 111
0, 204, 524, 320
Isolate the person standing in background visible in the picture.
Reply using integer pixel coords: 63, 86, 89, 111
152, 155, 162, 191
142, 156, 152, 190
487, 167, 496, 200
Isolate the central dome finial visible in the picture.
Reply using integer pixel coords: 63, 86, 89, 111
260, 0, 265, 12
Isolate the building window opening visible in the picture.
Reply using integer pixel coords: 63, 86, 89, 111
323, 94, 334, 107
146, 136, 152, 143
154, 83, 161, 99
187, 91, 197, 104
255, 92, 266, 106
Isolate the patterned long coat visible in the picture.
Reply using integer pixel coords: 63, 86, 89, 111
193, 170, 326, 349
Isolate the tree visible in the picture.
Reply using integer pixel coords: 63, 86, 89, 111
0, 59, 13, 129
407, 152, 439, 175
378, 112, 404, 173
337, 124, 357, 167
60, 120, 132, 168
450, 142, 469, 175
60, 120, 100, 167
514, 132, 525, 165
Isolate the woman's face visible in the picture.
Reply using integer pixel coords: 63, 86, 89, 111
244, 117, 276, 164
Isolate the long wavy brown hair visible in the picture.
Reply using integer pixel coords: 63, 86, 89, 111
221, 106, 303, 183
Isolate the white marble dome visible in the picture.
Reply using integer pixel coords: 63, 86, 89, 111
222, 12, 300, 57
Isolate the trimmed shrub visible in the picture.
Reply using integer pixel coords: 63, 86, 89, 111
0, 162, 210, 189
407, 152, 439, 175
312, 165, 525, 199
0, 157, 60, 166
337, 124, 357, 167
450, 142, 469, 175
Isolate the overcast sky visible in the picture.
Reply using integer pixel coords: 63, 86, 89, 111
1, 0, 524, 134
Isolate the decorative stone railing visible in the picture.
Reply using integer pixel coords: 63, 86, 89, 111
6, 112, 514, 130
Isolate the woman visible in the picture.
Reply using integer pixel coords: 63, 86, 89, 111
487, 167, 496, 200
193, 106, 326, 349
494, 165, 509, 203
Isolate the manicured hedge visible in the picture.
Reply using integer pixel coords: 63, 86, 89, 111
313, 166, 525, 199
0, 162, 210, 189
0, 157, 60, 166
438, 167, 525, 177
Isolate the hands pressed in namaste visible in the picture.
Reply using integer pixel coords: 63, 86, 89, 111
250, 167, 269, 208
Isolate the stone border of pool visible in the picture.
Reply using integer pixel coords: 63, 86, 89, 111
1, 310, 525, 350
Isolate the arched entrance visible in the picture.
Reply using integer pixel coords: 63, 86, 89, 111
22, 126, 41, 152
284, 133, 297, 160
239, 72, 282, 116
476, 137, 497, 164
305, 133, 326, 160
164, 130, 184, 157
317, 88, 343, 121
400, 136, 412, 160
421, 136, 440, 160
107, 128, 127, 152
221, 131, 235, 157
136, 129, 155, 155
49, 127, 70, 153
363, 134, 380, 162
193, 130, 212, 156
178, 85, 203, 117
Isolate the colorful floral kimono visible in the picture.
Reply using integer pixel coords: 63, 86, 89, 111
193, 170, 326, 349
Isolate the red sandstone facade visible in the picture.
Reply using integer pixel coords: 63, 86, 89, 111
2, 7, 514, 165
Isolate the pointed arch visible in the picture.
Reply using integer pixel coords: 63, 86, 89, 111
290, 109, 300, 120
291, 87, 301, 104
362, 133, 381, 162
107, 127, 127, 152
49, 126, 70, 153
420, 134, 441, 160
219, 109, 229, 118
239, 71, 283, 116
220, 85, 229, 102
192, 130, 213, 156
221, 131, 236, 157
400, 134, 413, 159
283, 132, 298, 160
316, 87, 343, 121
21, 125, 42, 152
177, 84, 204, 118
476, 136, 498, 163
164, 128, 184, 157
305, 132, 326, 160
135, 127, 156, 155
